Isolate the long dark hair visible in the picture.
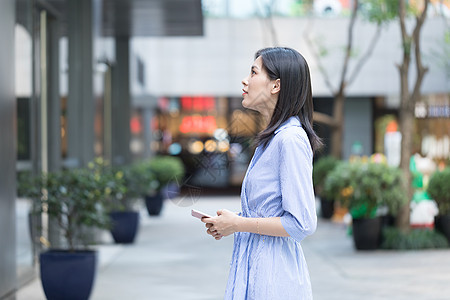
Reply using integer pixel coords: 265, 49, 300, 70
254, 47, 322, 154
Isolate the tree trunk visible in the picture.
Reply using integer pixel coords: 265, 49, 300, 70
331, 92, 345, 158
396, 0, 429, 231
396, 105, 414, 231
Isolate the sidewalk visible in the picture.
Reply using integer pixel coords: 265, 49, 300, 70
17, 196, 450, 300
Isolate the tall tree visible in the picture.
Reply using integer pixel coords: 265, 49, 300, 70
396, 0, 430, 231
304, 0, 386, 158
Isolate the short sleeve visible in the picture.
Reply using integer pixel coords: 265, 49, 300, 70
279, 130, 317, 243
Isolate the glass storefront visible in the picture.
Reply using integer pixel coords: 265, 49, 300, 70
374, 94, 450, 168
132, 96, 263, 187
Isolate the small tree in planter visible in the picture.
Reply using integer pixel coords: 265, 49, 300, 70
313, 156, 340, 219
428, 168, 450, 243
22, 166, 112, 300
140, 156, 185, 216
87, 158, 142, 244
325, 160, 407, 250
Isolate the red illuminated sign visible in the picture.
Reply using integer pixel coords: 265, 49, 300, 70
181, 96, 215, 111
179, 115, 217, 134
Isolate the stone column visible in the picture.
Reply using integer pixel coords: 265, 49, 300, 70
0, 0, 17, 298
111, 36, 131, 165
67, 0, 95, 167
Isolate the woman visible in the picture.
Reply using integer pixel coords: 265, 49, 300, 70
202, 47, 321, 299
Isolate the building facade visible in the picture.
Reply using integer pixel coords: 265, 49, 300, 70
1, 0, 203, 298
129, 16, 449, 184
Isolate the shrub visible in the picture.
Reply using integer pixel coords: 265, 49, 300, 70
381, 227, 449, 250
29, 168, 112, 250
146, 156, 185, 192
312, 156, 340, 197
324, 160, 407, 218
427, 168, 450, 215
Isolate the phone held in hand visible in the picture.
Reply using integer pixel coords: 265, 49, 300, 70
191, 209, 213, 220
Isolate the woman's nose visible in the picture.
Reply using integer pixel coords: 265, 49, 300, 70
242, 76, 248, 86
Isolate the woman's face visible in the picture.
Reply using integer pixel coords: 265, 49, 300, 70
241, 56, 278, 117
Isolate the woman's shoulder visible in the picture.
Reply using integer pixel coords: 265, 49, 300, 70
272, 124, 312, 159
274, 123, 309, 145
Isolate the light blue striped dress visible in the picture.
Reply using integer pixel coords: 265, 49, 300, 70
224, 116, 317, 300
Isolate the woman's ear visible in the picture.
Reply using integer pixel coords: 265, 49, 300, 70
271, 79, 280, 94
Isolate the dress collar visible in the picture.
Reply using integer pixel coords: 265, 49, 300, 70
274, 116, 302, 135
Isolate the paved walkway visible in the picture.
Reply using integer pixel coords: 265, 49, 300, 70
17, 196, 450, 300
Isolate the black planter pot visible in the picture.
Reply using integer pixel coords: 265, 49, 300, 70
40, 250, 97, 300
320, 198, 335, 219
352, 217, 382, 250
109, 211, 139, 244
145, 192, 164, 216
435, 215, 450, 243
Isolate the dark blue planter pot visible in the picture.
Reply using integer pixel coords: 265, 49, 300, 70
145, 192, 164, 216
40, 250, 97, 300
352, 217, 382, 250
109, 211, 139, 244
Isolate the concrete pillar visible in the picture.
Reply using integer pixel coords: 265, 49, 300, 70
47, 16, 61, 172
0, 0, 17, 298
111, 36, 131, 165
67, 0, 95, 167
143, 107, 154, 158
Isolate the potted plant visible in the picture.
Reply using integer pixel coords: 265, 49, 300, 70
140, 156, 185, 216
22, 166, 112, 300
88, 158, 140, 244
428, 167, 450, 242
313, 156, 340, 219
325, 160, 406, 250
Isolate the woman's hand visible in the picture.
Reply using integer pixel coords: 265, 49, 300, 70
202, 209, 242, 240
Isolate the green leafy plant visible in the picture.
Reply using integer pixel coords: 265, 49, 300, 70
142, 156, 185, 193
313, 156, 340, 198
22, 167, 113, 251
86, 158, 129, 212
428, 168, 450, 216
381, 227, 449, 250
324, 160, 407, 218
126, 162, 158, 197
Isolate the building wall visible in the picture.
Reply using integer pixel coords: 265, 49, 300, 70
0, 0, 17, 298
132, 17, 448, 99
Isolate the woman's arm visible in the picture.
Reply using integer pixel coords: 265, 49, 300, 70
202, 209, 289, 240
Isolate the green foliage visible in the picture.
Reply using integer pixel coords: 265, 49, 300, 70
136, 156, 185, 194
126, 162, 158, 196
324, 161, 407, 218
26, 167, 113, 251
87, 158, 128, 212
148, 156, 185, 191
324, 161, 362, 215
359, 0, 398, 24
428, 168, 450, 215
381, 227, 449, 250
290, 0, 314, 16
17, 170, 40, 199
313, 156, 340, 197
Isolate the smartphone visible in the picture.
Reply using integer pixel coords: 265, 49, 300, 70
191, 209, 213, 220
